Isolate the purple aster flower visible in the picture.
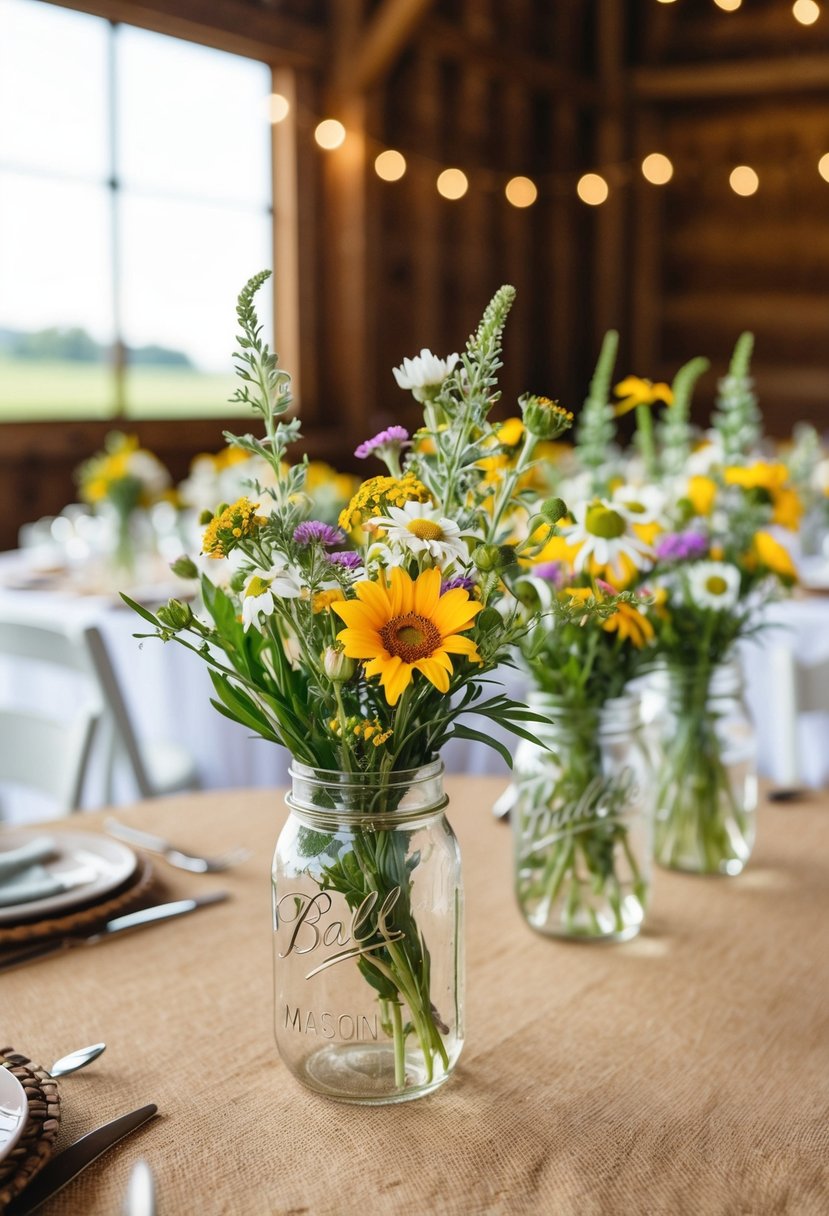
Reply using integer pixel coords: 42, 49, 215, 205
354, 426, 410, 460
655, 531, 709, 563
533, 561, 567, 587
440, 575, 477, 595
325, 550, 363, 570
293, 520, 344, 548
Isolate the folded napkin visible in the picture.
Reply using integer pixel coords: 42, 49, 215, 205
0, 836, 69, 908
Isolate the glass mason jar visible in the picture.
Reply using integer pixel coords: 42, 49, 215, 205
272, 760, 463, 1104
653, 658, 758, 875
510, 694, 652, 942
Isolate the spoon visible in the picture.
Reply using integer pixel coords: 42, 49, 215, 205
48, 1042, 107, 1078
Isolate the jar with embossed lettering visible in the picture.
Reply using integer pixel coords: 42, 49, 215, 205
507, 694, 652, 942
272, 759, 463, 1104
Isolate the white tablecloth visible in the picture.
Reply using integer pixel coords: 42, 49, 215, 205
1, 553, 827, 822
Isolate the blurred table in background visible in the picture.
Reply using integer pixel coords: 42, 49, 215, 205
1, 549, 828, 823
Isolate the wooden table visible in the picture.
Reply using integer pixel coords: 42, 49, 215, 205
3, 779, 828, 1215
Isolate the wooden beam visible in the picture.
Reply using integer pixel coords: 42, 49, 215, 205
341, 0, 436, 96
423, 16, 589, 99
633, 55, 829, 102
271, 67, 301, 405
46, 0, 324, 66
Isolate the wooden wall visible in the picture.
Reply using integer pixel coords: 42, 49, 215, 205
1, 0, 827, 548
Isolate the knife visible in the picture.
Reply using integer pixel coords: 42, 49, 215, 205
0, 891, 228, 973
5, 1104, 158, 1215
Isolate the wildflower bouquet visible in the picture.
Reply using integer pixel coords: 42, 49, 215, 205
76, 432, 171, 573
508, 565, 655, 940
571, 332, 797, 875
127, 272, 572, 1097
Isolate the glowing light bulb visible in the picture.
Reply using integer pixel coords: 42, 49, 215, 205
641, 153, 674, 184
729, 165, 759, 196
505, 176, 538, 207
818, 153, 829, 181
714, 0, 742, 11
268, 94, 290, 124
436, 168, 468, 200
314, 119, 346, 150
577, 173, 609, 205
793, 0, 820, 23
374, 150, 407, 181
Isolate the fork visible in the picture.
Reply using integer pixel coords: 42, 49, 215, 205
104, 818, 251, 873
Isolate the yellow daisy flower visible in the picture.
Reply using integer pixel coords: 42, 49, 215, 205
332, 567, 482, 705
602, 602, 655, 648
751, 531, 797, 581
687, 475, 717, 517
613, 376, 673, 416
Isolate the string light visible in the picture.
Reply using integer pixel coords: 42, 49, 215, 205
314, 119, 346, 150
714, 0, 742, 11
505, 176, 538, 207
577, 173, 609, 205
793, 0, 820, 23
641, 153, 674, 184
819, 153, 829, 182
729, 165, 759, 196
268, 94, 290, 124
374, 149, 407, 181
436, 168, 468, 200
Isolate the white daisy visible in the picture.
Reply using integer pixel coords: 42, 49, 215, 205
685, 561, 741, 611
563, 499, 653, 582
368, 501, 471, 568
241, 563, 303, 632
392, 349, 460, 402
612, 484, 667, 526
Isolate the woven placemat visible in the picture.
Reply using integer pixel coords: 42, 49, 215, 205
0, 855, 157, 949
0, 1049, 61, 1211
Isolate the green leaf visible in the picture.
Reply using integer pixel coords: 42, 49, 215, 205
450, 723, 515, 768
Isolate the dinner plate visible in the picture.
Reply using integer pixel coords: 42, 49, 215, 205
0, 1066, 27, 1165
0, 831, 137, 925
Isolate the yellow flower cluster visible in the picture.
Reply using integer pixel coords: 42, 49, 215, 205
202, 497, 267, 558
312, 589, 345, 614
327, 717, 393, 747
338, 472, 432, 533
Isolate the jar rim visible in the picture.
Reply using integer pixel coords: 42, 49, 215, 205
289, 757, 444, 785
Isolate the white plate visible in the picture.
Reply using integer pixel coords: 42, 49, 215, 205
0, 830, 137, 925
0, 1066, 27, 1165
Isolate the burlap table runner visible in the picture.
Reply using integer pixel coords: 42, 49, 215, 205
2, 779, 827, 1215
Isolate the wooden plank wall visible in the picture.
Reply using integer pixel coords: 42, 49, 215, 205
1, 0, 828, 549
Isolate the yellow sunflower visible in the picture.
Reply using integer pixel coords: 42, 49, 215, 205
332, 567, 482, 705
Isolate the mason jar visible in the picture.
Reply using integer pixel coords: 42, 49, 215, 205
653, 658, 758, 875
273, 759, 463, 1104
509, 694, 652, 942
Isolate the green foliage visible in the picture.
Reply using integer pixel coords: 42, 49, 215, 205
712, 332, 761, 461
575, 331, 619, 493
660, 356, 709, 477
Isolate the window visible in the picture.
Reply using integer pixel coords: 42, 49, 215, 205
0, 0, 274, 421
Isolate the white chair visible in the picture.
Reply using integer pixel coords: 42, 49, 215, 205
81, 624, 199, 800
0, 618, 199, 812
769, 645, 829, 789
0, 706, 98, 814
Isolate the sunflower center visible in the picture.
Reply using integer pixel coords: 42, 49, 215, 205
585, 505, 626, 540
705, 575, 728, 595
380, 612, 442, 662
407, 519, 444, 541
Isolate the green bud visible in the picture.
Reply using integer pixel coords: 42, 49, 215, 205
170, 554, 199, 580
156, 598, 193, 630
497, 544, 517, 569
322, 646, 356, 683
519, 393, 574, 440
198, 509, 215, 526
472, 544, 502, 573
540, 497, 568, 525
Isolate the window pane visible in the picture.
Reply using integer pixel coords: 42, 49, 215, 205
119, 195, 272, 418
117, 27, 272, 207
0, 172, 114, 420
0, 0, 109, 180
